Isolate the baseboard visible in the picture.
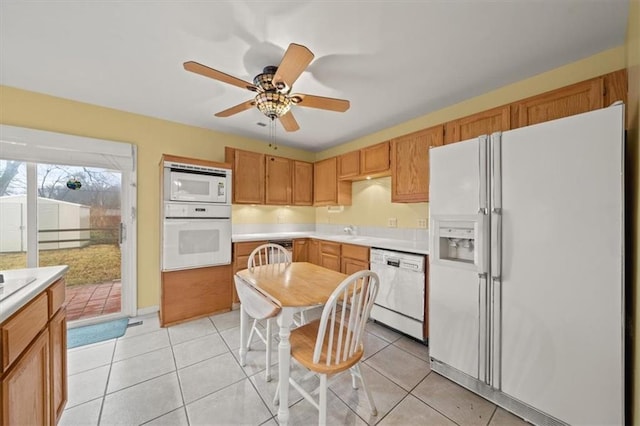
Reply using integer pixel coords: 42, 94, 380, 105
136, 305, 159, 317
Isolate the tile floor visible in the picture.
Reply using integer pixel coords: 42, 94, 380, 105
65, 280, 121, 321
60, 311, 530, 426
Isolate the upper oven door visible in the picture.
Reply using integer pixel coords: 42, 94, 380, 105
168, 170, 228, 203
162, 218, 231, 271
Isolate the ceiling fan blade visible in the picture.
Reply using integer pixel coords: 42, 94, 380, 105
293, 94, 350, 112
279, 111, 300, 132
184, 61, 256, 91
214, 100, 256, 117
273, 43, 314, 89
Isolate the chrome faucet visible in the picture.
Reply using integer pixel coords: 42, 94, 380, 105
343, 225, 356, 235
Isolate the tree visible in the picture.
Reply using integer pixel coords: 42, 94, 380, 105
0, 160, 23, 196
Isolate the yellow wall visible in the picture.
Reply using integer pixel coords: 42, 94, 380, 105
315, 46, 627, 232
232, 205, 315, 224
626, 0, 640, 423
0, 86, 313, 308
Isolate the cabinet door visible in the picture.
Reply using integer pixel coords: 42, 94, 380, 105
515, 78, 603, 128
341, 258, 369, 275
391, 125, 443, 202
314, 158, 351, 206
308, 239, 320, 265
265, 155, 292, 205
226, 148, 265, 204
338, 151, 360, 179
1, 330, 50, 426
292, 161, 313, 206
293, 239, 308, 262
445, 105, 511, 144
314, 157, 338, 205
49, 308, 67, 425
320, 254, 341, 272
360, 141, 390, 175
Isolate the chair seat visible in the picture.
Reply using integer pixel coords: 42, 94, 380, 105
290, 319, 363, 375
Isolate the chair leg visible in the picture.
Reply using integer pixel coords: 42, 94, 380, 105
319, 374, 328, 426
299, 310, 306, 325
247, 318, 259, 350
353, 363, 377, 416
350, 369, 358, 389
265, 319, 272, 381
273, 380, 280, 406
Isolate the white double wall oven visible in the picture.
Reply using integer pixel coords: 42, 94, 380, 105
161, 161, 232, 271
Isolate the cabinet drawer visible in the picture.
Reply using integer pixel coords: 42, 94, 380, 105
47, 278, 66, 317
234, 241, 268, 257
319, 241, 341, 256
341, 244, 369, 262
1, 292, 49, 372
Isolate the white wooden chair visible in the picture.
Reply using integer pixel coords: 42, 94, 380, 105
279, 270, 380, 425
241, 243, 291, 381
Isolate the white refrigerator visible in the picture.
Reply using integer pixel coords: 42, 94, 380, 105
428, 104, 625, 425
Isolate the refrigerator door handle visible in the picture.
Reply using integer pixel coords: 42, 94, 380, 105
491, 132, 502, 211
478, 135, 488, 215
491, 211, 501, 279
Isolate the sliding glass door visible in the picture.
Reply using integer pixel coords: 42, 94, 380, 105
0, 126, 137, 325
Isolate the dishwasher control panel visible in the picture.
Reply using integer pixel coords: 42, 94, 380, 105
370, 248, 425, 272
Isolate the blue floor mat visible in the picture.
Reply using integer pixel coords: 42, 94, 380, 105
67, 318, 129, 349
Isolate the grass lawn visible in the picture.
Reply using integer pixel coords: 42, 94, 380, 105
0, 244, 121, 286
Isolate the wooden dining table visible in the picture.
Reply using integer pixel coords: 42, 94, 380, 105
235, 262, 348, 426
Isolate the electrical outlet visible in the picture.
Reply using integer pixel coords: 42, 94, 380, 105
417, 219, 427, 229
388, 217, 397, 228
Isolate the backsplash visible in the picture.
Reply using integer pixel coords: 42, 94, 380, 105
232, 222, 428, 243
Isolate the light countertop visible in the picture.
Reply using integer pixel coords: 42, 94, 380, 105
0, 265, 69, 323
232, 232, 429, 255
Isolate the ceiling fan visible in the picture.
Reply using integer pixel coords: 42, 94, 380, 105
183, 43, 350, 132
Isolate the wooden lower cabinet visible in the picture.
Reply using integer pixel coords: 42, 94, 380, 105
319, 241, 341, 272
1, 276, 67, 426
293, 239, 308, 262
308, 239, 320, 265
340, 243, 369, 275
1, 330, 50, 426
49, 308, 67, 425
160, 265, 232, 326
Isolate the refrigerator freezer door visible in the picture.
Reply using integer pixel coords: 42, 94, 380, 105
497, 106, 624, 424
429, 137, 489, 381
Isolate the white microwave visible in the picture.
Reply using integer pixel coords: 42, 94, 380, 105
163, 161, 232, 204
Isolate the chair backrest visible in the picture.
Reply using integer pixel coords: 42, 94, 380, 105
313, 270, 379, 366
248, 243, 292, 271
233, 275, 281, 320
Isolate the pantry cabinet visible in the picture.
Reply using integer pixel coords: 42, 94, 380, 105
292, 161, 314, 206
444, 105, 511, 144
265, 155, 292, 205
225, 148, 265, 204
314, 157, 352, 206
1, 277, 68, 426
391, 125, 443, 203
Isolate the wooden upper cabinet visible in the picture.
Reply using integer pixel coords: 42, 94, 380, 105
314, 157, 352, 206
225, 148, 265, 204
292, 161, 313, 206
391, 125, 443, 203
338, 150, 360, 179
514, 78, 604, 128
265, 155, 292, 205
360, 141, 390, 176
445, 105, 511, 144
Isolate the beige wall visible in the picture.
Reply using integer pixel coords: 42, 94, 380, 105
232, 205, 315, 224
315, 46, 627, 232
0, 86, 313, 308
626, 0, 640, 423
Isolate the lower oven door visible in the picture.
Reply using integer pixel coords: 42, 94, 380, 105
162, 218, 231, 271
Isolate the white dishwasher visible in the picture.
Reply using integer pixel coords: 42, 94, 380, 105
370, 248, 425, 341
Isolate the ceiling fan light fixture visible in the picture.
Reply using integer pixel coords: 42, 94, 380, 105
253, 66, 278, 91
255, 91, 291, 119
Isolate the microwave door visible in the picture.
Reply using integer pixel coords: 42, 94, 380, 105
170, 171, 227, 203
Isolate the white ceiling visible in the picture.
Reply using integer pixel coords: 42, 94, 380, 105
0, 1, 629, 152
